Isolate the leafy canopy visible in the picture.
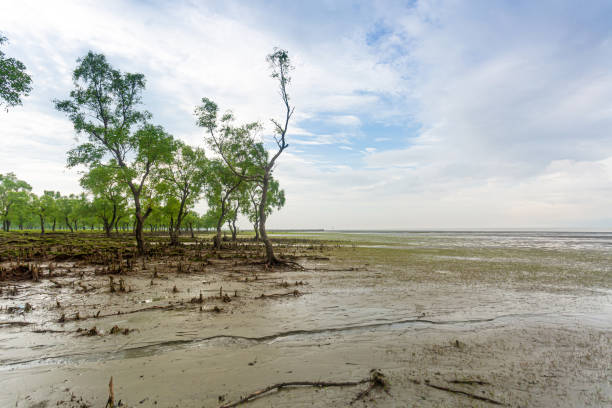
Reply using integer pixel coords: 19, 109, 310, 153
55, 51, 151, 169
0, 34, 33, 109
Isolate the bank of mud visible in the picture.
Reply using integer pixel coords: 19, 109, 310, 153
1, 232, 611, 407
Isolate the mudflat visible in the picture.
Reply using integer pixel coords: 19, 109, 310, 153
1, 231, 610, 407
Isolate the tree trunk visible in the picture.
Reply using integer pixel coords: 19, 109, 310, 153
65, 217, 74, 232
135, 215, 145, 254
170, 196, 187, 246
169, 215, 180, 246
133, 192, 152, 255
39, 215, 45, 234
103, 217, 112, 237
105, 204, 117, 237
231, 217, 237, 241
259, 174, 277, 264
114, 215, 121, 235
214, 197, 227, 250
214, 220, 223, 249
52, 218, 56, 232
252, 216, 259, 241
189, 222, 194, 238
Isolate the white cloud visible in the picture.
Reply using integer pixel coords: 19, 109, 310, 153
326, 115, 362, 127
1, 1, 611, 229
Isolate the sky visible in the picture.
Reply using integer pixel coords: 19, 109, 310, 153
1, 0, 612, 229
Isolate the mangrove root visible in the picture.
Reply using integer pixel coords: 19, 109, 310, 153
105, 376, 115, 408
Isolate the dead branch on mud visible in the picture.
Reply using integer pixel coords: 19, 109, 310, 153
425, 382, 504, 405
257, 290, 303, 299
0, 321, 33, 327
56, 304, 182, 323
448, 378, 491, 386
219, 369, 386, 408
305, 267, 360, 272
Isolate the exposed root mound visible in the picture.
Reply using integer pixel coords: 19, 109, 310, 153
0, 262, 43, 281
265, 256, 305, 270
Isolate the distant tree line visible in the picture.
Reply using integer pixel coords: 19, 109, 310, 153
0, 169, 284, 239
1, 46, 293, 264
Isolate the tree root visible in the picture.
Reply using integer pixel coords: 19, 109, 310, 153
350, 369, 389, 404
250, 257, 305, 270
220, 369, 386, 408
425, 382, 504, 405
276, 259, 305, 270
104, 376, 115, 408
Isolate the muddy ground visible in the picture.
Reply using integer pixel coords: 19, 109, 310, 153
0, 231, 611, 407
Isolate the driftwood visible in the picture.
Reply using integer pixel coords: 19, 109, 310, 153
425, 382, 504, 405
220, 370, 387, 408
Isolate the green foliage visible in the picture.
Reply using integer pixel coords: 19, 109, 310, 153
55, 52, 149, 168
31, 191, 60, 233
156, 141, 208, 241
80, 163, 128, 234
54, 51, 175, 193
56, 193, 89, 231
242, 178, 285, 232
0, 172, 32, 231
195, 97, 265, 179
55, 51, 175, 251
2, 49, 294, 248
204, 159, 244, 226
0, 34, 33, 110
196, 48, 293, 260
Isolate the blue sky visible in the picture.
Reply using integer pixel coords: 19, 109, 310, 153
1, 0, 612, 229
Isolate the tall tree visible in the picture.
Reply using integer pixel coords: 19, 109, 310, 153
0, 172, 32, 231
55, 51, 174, 253
196, 48, 294, 264
0, 34, 32, 110
157, 141, 208, 245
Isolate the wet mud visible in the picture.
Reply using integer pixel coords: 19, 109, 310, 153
0, 231, 611, 407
